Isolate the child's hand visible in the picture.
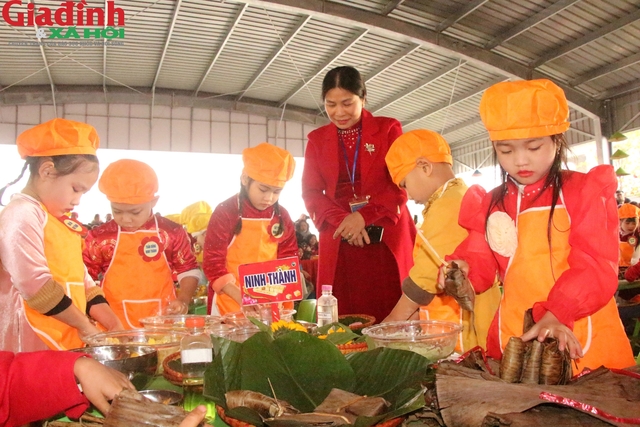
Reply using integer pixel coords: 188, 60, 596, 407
436, 260, 469, 291
179, 405, 213, 427
74, 357, 135, 415
164, 299, 189, 315
520, 311, 583, 359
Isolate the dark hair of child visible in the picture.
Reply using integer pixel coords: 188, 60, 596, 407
0, 154, 99, 206
233, 177, 284, 236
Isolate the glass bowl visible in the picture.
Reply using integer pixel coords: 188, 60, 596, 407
82, 329, 187, 372
225, 307, 297, 326
71, 345, 157, 390
139, 314, 221, 331
227, 325, 261, 343
361, 320, 461, 362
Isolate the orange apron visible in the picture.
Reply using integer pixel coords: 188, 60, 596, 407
102, 217, 176, 329
499, 193, 634, 371
215, 216, 278, 316
23, 211, 86, 350
619, 239, 636, 267
420, 284, 500, 354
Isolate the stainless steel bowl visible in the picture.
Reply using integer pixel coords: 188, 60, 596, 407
139, 389, 183, 405
72, 345, 157, 390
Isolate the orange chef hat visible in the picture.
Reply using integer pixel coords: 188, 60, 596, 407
17, 118, 99, 159
618, 203, 639, 219
479, 79, 569, 141
385, 129, 452, 185
187, 212, 212, 235
99, 159, 158, 204
242, 143, 295, 188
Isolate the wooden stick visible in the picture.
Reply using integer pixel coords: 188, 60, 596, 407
416, 229, 450, 267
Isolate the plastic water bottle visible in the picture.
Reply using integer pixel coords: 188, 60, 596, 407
317, 285, 338, 326
181, 317, 215, 418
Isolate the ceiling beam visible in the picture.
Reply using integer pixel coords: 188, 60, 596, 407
195, 4, 248, 96
570, 52, 640, 87
237, 15, 311, 102
435, 0, 489, 33
485, 0, 580, 50
371, 60, 464, 114
29, 4, 56, 115
441, 116, 483, 136
364, 43, 420, 83
381, 0, 404, 16
152, 0, 182, 93
240, 0, 601, 117
403, 77, 506, 128
278, 28, 368, 107
597, 79, 640, 100
531, 8, 640, 69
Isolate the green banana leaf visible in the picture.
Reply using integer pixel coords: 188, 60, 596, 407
204, 331, 428, 427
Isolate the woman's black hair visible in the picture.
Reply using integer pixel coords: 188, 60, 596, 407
486, 134, 570, 264
0, 154, 98, 206
234, 177, 285, 236
321, 66, 366, 101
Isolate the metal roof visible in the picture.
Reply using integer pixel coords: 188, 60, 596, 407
1, 0, 640, 168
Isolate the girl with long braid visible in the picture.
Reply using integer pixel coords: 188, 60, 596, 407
202, 143, 298, 315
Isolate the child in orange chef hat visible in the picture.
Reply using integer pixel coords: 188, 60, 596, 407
83, 159, 201, 329
202, 142, 299, 315
442, 79, 634, 371
0, 118, 122, 352
618, 203, 639, 268
384, 129, 500, 353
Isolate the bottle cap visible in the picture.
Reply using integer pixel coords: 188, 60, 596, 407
321, 285, 332, 292
185, 317, 206, 328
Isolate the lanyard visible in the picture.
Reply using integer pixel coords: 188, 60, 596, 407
339, 131, 361, 196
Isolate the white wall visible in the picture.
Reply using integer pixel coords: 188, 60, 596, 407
0, 103, 319, 157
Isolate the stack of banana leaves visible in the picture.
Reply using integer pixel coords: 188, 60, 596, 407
204, 329, 429, 427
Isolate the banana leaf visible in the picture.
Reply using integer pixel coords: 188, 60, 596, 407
204, 331, 428, 427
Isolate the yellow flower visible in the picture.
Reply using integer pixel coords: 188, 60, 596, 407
271, 320, 307, 337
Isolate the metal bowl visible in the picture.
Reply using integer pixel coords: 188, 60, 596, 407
71, 345, 157, 390
82, 329, 186, 373
139, 389, 183, 405
362, 320, 462, 363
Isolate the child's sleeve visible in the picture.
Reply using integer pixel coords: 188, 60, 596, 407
276, 207, 300, 259
406, 186, 468, 300
163, 220, 200, 280
446, 185, 501, 293
1, 350, 90, 425
202, 201, 237, 292
532, 166, 620, 328
0, 201, 67, 313
82, 229, 106, 281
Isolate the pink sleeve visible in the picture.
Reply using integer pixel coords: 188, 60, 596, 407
532, 166, 620, 327
0, 198, 53, 299
446, 185, 501, 293
0, 351, 90, 425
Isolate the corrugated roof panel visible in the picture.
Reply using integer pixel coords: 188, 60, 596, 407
328, 0, 387, 13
